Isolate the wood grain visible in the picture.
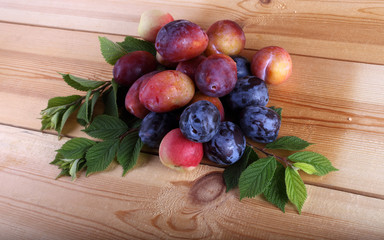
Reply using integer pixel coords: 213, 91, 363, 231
1, 0, 384, 64
1, 125, 383, 239
1, 22, 384, 198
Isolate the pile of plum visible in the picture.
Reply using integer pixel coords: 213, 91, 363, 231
115, 10, 292, 170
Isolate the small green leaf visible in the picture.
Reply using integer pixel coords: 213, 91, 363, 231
266, 136, 314, 151
223, 146, 259, 192
239, 156, 276, 200
77, 90, 92, 126
59, 103, 80, 134
46, 95, 82, 109
60, 73, 106, 91
116, 131, 143, 176
99, 36, 128, 65
263, 162, 288, 212
285, 167, 307, 214
57, 137, 96, 159
83, 115, 128, 140
69, 159, 81, 180
288, 151, 338, 176
269, 106, 282, 119
103, 79, 119, 117
86, 139, 120, 176
89, 90, 100, 120
293, 162, 317, 175
118, 36, 156, 56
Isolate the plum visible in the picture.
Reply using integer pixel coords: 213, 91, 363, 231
138, 9, 174, 42
159, 128, 204, 171
195, 54, 237, 97
251, 46, 292, 85
113, 51, 157, 87
189, 92, 225, 121
176, 55, 206, 80
205, 20, 246, 56
139, 70, 195, 112
155, 20, 208, 62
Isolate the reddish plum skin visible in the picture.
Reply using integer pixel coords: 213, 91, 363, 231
139, 70, 195, 112
159, 128, 203, 171
251, 46, 292, 85
190, 92, 225, 121
205, 20, 246, 56
195, 54, 237, 97
176, 55, 206, 80
138, 10, 174, 42
155, 20, 208, 62
124, 71, 159, 119
156, 52, 178, 68
113, 51, 157, 87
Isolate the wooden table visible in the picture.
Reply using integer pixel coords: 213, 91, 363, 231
1, 0, 384, 239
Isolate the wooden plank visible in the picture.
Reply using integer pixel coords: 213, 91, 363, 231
1, 0, 384, 64
0, 124, 383, 239
1, 22, 384, 198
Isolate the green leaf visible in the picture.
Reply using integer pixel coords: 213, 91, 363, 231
60, 73, 106, 91
77, 90, 92, 126
118, 36, 156, 56
266, 136, 314, 151
89, 90, 100, 120
285, 167, 307, 214
69, 159, 81, 180
46, 95, 82, 108
99, 36, 128, 65
293, 162, 317, 175
239, 156, 276, 200
223, 146, 259, 192
57, 137, 96, 159
83, 115, 128, 140
116, 131, 143, 176
263, 162, 288, 212
86, 139, 120, 176
59, 102, 80, 134
269, 106, 282, 119
103, 79, 119, 117
288, 151, 338, 176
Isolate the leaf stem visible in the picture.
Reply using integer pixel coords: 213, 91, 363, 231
119, 128, 139, 141
248, 145, 293, 168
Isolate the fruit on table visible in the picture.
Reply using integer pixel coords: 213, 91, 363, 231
159, 128, 204, 171
179, 100, 221, 143
226, 76, 269, 110
203, 121, 246, 165
139, 112, 178, 148
139, 70, 195, 112
205, 20, 246, 56
155, 20, 208, 62
189, 92, 225, 121
231, 55, 251, 78
156, 52, 178, 68
251, 46, 292, 85
125, 71, 159, 119
195, 54, 237, 97
239, 106, 281, 143
176, 55, 206, 80
138, 9, 174, 42
113, 51, 157, 87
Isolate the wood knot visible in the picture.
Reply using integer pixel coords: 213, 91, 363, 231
189, 171, 226, 204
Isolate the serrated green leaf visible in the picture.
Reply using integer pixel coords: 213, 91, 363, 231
89, 90, 100, 120
266, 136, 313, 151
77, 90, 92, 126
285, 167, 307, 214
69, 159, 81, 180
46, 95, 82, 109
239, 156, 276, 200
223, 146, 259, 192
288, 151, 338, 176
59, 102, 80, 134
57, 137, 96, 159
83, 115, 128, 140
269, 106, 282, 119
263, 162, 288, 212
293, 162, 317, 175
116, 131, 143, 176
103, 79, 119, 117
86, 139, 120, 176
118, 36, 156, 56
60, 73, 106, 91
99, 36, 128, 65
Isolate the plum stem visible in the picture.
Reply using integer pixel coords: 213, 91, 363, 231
119, 128, 139, 140
249, 145, 293, 168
